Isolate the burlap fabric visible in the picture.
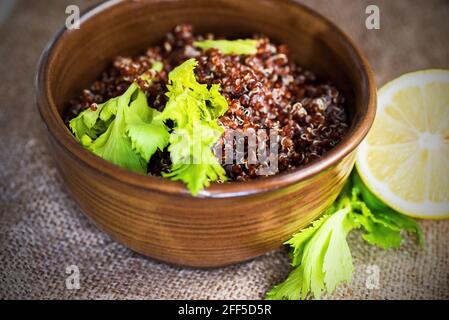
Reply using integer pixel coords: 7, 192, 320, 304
1, 0, 448, 300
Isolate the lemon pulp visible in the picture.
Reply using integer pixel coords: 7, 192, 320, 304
356, 69, 449, 219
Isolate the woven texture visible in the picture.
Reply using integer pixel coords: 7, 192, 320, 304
1, 0, 448, 300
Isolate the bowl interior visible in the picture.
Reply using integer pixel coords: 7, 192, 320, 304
40, 0, 375, 196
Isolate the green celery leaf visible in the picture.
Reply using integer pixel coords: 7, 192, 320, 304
69, 115, 96, 141
322, 209, 357, 293
266, 267, 305, 300
70, 83, 141, 141
163, 161, 226, 196
267, 169, 425, 300
70, 61, 164, 142
353, 171, 424, 246
193, 39, 258, 55
81, 105, 103, 129
129, 88, 151, 122
87, 83, 169, 173
301, 208, 354, 299
361, 222, 403, 249
166, 121, 221, 171
70, 66, 170, 174
158, 59, 227, 125
88, 102, 147, 173
163, 146, 226, 196
369, 209, 424, 246
80, 134, 93, 147
125, 108, 170, 162
99, 98, 119, 122
353, 172, 389, 211
268, 207, 356, 300
207, 84, 229, 118
159, 59, 228, 195
286, 215, 329, 267
168, 120, 223, 164
160, 90, 203, 128
69, 104, 107, 140
167, 126, 194, 165
353, 207, 403, 249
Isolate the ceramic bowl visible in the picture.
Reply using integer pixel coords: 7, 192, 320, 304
36, 0, 376, 267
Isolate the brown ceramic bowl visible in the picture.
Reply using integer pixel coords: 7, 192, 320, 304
36, 0, 376, 267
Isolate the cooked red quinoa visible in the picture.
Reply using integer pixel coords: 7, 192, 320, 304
65, 24, 348, 181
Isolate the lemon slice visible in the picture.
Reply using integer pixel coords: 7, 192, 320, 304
356, 69, 449, 219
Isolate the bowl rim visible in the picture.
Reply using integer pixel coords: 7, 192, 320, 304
36, 0, 376, 198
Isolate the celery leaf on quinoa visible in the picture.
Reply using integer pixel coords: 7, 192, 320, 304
70, 58, 227, 194
69, 100, 113, 141
156, 58, 228, 195
193, 39, 258, 55
70, 76, 170, 174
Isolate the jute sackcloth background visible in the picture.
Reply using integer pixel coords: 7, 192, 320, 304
0, 0, 448, 299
